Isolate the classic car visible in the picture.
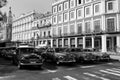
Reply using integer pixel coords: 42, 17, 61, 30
82, 48, 96, 61
4, 47, 16, 59
42, 48, 76, 64
65, 48, 96, 62
92, 52, 110, 61
12, 46, 44, 69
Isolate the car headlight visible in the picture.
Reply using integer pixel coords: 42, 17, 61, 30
58, 56, 64, 59
21, 57, 25, 60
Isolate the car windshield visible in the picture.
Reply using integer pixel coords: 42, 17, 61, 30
19, 48, 35, 54
71, 48, 82, 52
55, 48, 65, 53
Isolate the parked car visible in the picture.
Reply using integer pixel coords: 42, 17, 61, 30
42, 48, 76, 64
12, 46, 44, 69
92, 52, 110, 61
4, 47, 16, 59
65, 48, 96, 62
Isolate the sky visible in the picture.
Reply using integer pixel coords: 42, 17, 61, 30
1, 0, 53, 17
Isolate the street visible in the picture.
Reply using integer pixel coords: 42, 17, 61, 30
0, 57, 120, 80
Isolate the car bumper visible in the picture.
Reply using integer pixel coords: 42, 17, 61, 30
58, 60, 76, 63
20, 63, 43, 66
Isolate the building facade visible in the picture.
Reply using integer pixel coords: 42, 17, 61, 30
12, 11, 43, 44
32, 12, 52, 47
51, 0, 120, 52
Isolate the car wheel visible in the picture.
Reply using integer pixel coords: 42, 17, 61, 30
18, 63, 23, 69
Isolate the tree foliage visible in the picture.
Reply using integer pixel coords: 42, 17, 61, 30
0, 0, 7, 21
0, 0, 7, 8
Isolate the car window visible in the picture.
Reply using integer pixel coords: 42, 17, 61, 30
19, 48, 34, 54
47, 48, 54, 52
55, 48, 65, 53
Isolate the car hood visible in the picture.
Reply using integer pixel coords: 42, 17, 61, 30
55, 53, 66, 56
20, 53, 40, 58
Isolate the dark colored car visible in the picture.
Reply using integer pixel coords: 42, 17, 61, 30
92, 52, 110, 61
0, 47, 16, 59
12, 46, 44, 69
66, 48, 96, 62
42, 48, 76, 64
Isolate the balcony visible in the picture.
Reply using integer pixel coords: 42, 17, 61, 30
37, 22, 51, 29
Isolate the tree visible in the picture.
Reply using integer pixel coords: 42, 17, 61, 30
0, 0, 7, 21
0, 0, 7, 8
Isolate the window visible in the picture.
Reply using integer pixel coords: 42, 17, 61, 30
48, 31, 51, 37
94, 4, 100, 13
58, 4, 62, 12
70, 11, 75, 20
44, 32, 46, 37
70, 38, 75, 47
64, 39, 68, 47
58, 39, 62, 47
107, 18, 115, 32
77, 0, 82, 5
58, 14, 62, 23
77, 9, 82, 18
85, 38, 92, 48
70, 0, 75, 8
52, 27, 56, 36
85, 7, 90, 16
64, 1, 69, 10
77, 23, 82, 34
108, 2, 113, 11
64, 12, 68, 22
94, 20, 101, 32
85, 21, 91, 33
70, 24, 75, 34
63, 25, 68, 35
77, 38, 83, 48
53, 16, 57, 24
53, 6, 57, 13
58, 27, 62, 36
53, 40, 56, 47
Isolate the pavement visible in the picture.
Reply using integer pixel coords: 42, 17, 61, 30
1, 56, 120, 80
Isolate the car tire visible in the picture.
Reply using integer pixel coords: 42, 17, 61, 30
18, 63, 23, 69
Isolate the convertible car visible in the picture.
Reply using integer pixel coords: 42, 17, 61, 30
42, 48, 76, 64
12, 46, 44, 69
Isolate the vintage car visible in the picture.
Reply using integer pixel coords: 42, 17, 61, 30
0, 47, 16, 59
65, 48, 96, 62
12, 46, 44, 69
82, 48, 97, 62
92, 52, 111, 61
66, 48, 95, 62
4, 47, 16, 59
42, 48, 76, 64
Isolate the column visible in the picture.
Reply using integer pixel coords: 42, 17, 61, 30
102, 35, 107, 52
117, 36, 120, 52
116, 14, 120, 31
62, 38, 64, 48
92, 36, 94, 48
75, 37, 77, 48
56, 39, 58, 48
83, 36, 86, 49
68, 38, 70, 48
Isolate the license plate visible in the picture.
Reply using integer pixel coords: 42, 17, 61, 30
30, 62, 36, 63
